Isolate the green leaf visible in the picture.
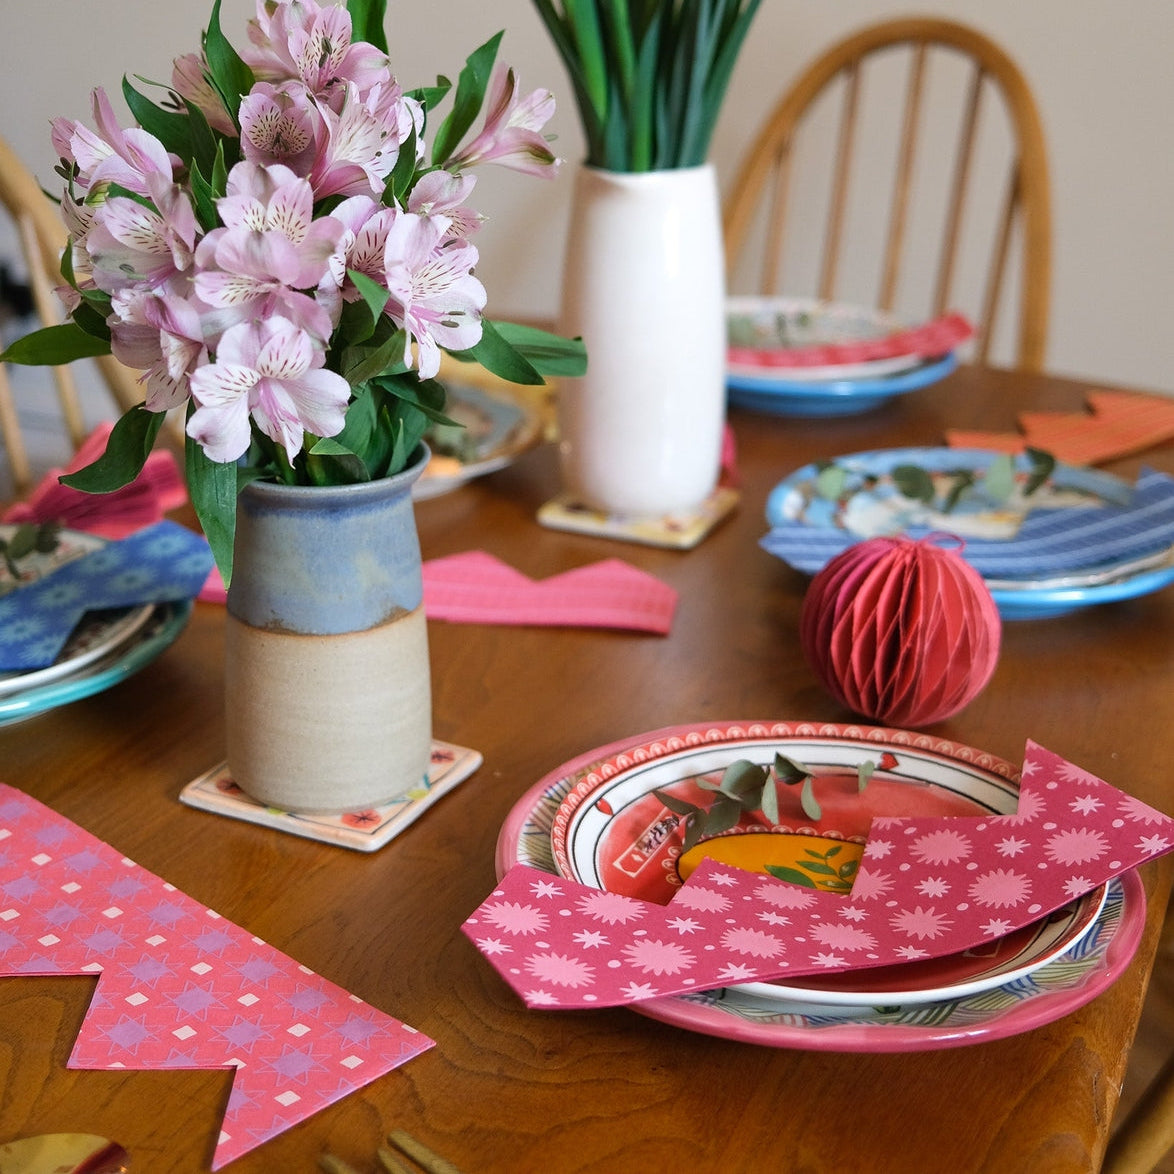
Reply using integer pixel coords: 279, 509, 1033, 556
759, 776, 779, 824
681, 811, 705, 853
652, 788, 701, 818
702, 794, 742, 837
1, 322, 111, 366
942, 470, 976, 513
203, 0, 254, 122
59, 406, 161, 493
857, 760, 876, 792
343, 329, 410, 386
718, 759, 767, 798
430, 31, 504, 164
891, 464, 935, 503
983, 453, 1016, 503
815, 464, 849, 501
490, 321, 588, 377
456, 318, 545, 385
304, 438, 370, 484
1023, 447, 1056, 497
123, 76, 194, 160
347, 269, 391, 340
764, 864, 818, 890
70, 301, 114, 343
799, 775, 822, 821
796, 859, 837, 876
346, 0, 388, 54
186, 430, 239, 587
773, 753, 810, 787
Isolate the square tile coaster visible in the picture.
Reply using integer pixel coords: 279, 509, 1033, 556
179, 740, 481, 852
537, 486, 740, 549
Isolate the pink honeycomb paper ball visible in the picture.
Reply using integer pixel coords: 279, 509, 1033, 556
799, 536, 1002, 727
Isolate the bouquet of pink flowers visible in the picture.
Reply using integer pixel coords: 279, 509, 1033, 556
2, 0, 584, 581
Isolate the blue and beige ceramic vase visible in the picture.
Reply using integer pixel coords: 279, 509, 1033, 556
224, 446, 431, 813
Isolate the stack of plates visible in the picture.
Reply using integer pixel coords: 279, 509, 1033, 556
725, 297, 960, 417
496, 722, 1144, 1052
0, 526, 190, 725
762, 447, 1174, 619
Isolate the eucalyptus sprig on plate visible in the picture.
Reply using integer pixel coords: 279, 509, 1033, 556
814, 447, 1057, 514
653, 755, 875, 853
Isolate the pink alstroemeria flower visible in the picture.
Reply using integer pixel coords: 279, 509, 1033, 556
308, 80, 416, 198
51, 88, 175, 197
382, 214, 486, 379
407, 171, 484, 241
239, 81, 320, 173
188, 316, 351, 463
194, 162, 343, 341
85, 179, 200, 294
245, 0, 392, 105
109, 288, 209, 412
448, 67, 559, 179
171, 52, 238, 136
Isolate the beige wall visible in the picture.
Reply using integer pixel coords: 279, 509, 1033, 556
4, 1, 1171, 392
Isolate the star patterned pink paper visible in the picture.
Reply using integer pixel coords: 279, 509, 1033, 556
0, 785, 432, 1169
463, 741, 1174, 1009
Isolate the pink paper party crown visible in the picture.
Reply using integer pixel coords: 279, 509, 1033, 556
0, 786, 431, 1168
464, 741, 1174, 1009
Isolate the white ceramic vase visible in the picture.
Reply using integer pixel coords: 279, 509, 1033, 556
557, 163, 727, 517
224, 447, 432, 814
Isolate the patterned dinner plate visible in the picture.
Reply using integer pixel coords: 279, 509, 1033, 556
726, 296, 916, 382
0, 526, 154, 699
496, 722, 1144, 1050
545, 723, 1105, 1006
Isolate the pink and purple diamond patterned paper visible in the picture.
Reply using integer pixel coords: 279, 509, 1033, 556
0, 786, 431, 1169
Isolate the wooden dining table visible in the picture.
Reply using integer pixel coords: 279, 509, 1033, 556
2, 362, 1172, 1174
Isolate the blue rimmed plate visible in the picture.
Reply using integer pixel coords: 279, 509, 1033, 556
761, 448, 1174, 618
0, 601, 191, 725
728, 353, 958, 417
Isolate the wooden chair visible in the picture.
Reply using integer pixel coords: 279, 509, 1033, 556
0, 133, 143, 495
723, 16, 1051, 371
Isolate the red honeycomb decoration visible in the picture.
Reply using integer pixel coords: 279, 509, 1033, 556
799, 535, 1002, 727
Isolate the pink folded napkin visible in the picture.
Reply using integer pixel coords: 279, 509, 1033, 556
422, 551, 678, 633
3, 422, 186, 539
946, 390, 1174, 466
728, 312, 973, 370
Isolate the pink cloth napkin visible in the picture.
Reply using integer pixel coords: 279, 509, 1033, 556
3, 422, 186, 539
422, 551, 678, 633
728, 311, 973, 369
946, 390, 1174, 466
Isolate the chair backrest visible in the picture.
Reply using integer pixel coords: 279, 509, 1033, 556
723, 16, 1051, 371
0, 133, 144, 495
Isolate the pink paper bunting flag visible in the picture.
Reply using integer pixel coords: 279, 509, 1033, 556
463, 741, 1173, 1009
0, 785, 432, 1169
945, 390, 1174, 466
421, 551, 678, 633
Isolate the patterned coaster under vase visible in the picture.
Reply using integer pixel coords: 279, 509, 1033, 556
537, 486, 740, 549
180, 739, 481, 851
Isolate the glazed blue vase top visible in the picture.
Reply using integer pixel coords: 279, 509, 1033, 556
227, 445, 428, 635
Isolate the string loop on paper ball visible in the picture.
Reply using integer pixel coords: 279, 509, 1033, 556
799, 535, 1002, 727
